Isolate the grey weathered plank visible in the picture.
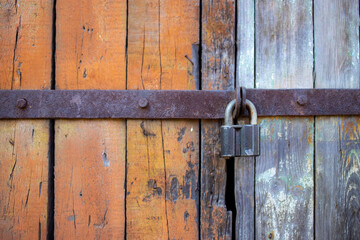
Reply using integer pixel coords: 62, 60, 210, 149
237, 0, 254, 88
254, 0, 314, 239
201, 0, 235, 239
236, 0, 255, 239
315, 118, 360, 239
314, 0, 360, 239
234, 157, 255, 240
256, 118, 314, 239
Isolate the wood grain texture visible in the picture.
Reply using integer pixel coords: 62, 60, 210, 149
0, 0, 52, 90
0, 121, 49, 240
126, 120, 199, 239
234, 156, 254, 240
201, 0, 235, 91
56, 0, 126, 90
256, 118, 314, 239
237, 0, 254, 88
126, 0, 199, 238
0, 0, 52, 239
201, 0, 235, 239
55, 0, 127, 238
314, 0, 360, 239
314, 0, 359, 89
54, 120, 125, 239
315, 118, 360, 239
236, 0, 255, 239
255, 0, 314, 239
201, 122, 232, 239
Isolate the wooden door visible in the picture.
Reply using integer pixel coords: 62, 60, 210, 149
0, 0, 359, 239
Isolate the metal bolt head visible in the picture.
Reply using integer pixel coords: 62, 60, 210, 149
17, 98, 27, 109
138, 97, 149, 108
296, 95, 307, 106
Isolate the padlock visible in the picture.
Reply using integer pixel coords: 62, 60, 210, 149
221, 99, 260, 158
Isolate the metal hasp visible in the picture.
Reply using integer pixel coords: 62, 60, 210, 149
221, 99, 260, 158
1, 89, 360, 119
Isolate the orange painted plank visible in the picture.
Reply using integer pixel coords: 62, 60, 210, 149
54, 120, 125, 239
126, 0, 199, 238
55, 0, 127, 238
0, 0, 52, 90
0, 0, 52, 239
0, 121, 49, 239
127, 120, 199, 239
55, 0, 126, 90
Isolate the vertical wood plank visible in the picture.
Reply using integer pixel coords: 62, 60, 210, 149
201, 0, 235, 239
255, 0, 314, 239
0, 0, 52, 90
126, 0, 200, 238
56, 0, 126, 90
0, 0, 52, 238
55, 0, 127, 238
0, 121, 50, 239
54, 120, 125, 239
236, 0, 255, 239
314, 0, 360, 239
237, 0, 254, 88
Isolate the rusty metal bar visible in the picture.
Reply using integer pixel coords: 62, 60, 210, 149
0, 89, 359, 119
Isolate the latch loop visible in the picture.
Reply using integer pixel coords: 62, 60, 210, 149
224, 99, 258, 126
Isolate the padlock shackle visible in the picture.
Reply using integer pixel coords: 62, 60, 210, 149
224, 99, 258, 125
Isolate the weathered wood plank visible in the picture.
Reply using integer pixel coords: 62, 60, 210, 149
236, 0, 255, 239
55, 1, 127, 90
126, 0, 200, 238
0, 0, 52, 238
0, 0, 52, 90
0, 121, 49, 239
55, 0, 127, 238
315, 118, 360, 239
314, 0, 359, 90
237, 0, 254, 89
314, 0, 360, 239
201, 0, 235, 239
256, 118, 314, 239
126, 120, 199, 238
54, 120, 125, 238
234, 156, 254, 240
201, 0, 235, 91
255, 0, 314, 239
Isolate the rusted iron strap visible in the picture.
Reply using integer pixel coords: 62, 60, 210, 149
0, 89, 359, 119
